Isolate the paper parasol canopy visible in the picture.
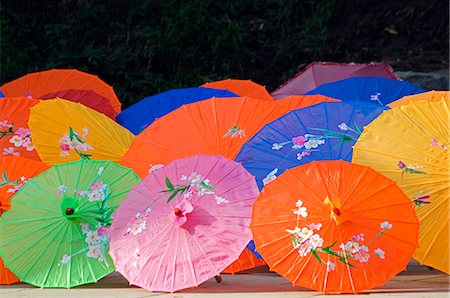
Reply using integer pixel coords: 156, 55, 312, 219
388, 90, 449, 108
306, 77, 426, 107
0, 97, 40, 161
28, 99, 134, 165
0, 156, 49, 284
40, 89, 117, 119
236, 101, 385, 190
271, 61, 398, 99
0, 160, 141, 288
109, 155, 259, 292
0, 69, 121, 114
252, 160, 419, 293
353, 98, 449, 273
202, 79, 273, 101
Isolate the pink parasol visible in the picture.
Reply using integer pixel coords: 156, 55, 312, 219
271, 61, 399, 99
109, 155, 259, 292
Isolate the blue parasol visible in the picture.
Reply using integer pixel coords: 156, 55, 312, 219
305, 77, 426, 106
236, 101, 386, 190
116, 87, 237, 134
237, 101, 386, 258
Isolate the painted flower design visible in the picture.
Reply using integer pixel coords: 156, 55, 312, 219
272, 143, 283, 150
9, 135, 23, 147
85, 231, 99, 244
87, 245, 102, 258
353, 245, 370, 263
59, 127, 93, 159
327, 261, 336, 272
1, 173, 28, 194
374, 248, 385, 259
59, 254, 71, 265
430, 138, 448, 150
304, 138, 325, 150
80, 223, 90, 234
370, 92, 383, 105
338, 122, 349, 131
59, 175, 108, 204
398, 161, 426, 175
148, 164, 164, 173
380, 221, 392, 230
351, 233, 364, 242
297, 151, 311, 161
287, 200, 393, 269
97, 166, 104, 176
262, 168, 278, 185
8, 127, 33, 152
0, 120, 13, 130
131, 248, 141, 268
162, 172, 229, 204
270, 133, 326, 163
0, 120, 14, 141
292, 135, 308, 146
214, 195, 229, 204
123, 208, 151, 237
307, 223, 322, 230
59, 223, 111, 265
58, 167, 113, 266
412, 191, 431, 207
1, 121, 35, 156
270, 122, 363, 168
55, 184, 68, 195
293, 200, 308, 217
87, 180, 108, 202
223, 125, 246, 139
2, 147, 19, 156
287, 224, 324, 257
338, 241, 369, 262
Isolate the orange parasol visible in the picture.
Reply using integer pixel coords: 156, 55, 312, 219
0, 156, 49, 284
0, 97, 40, 160
251, 160, 419, 293
0, 69, 121, 114
388, 90, 449, 108
0, 258, 18, 285
202, 79, 274, 101
222, 248, 266, 274
121, 95, 337, 178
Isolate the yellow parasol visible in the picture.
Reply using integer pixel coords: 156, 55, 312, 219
353, 98, 449, 273
28, 99, 134, 165
388, 90, 449, 108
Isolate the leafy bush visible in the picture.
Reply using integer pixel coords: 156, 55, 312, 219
0, 0, 448, 107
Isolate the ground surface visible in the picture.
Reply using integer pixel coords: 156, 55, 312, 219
0, 260, 448, 298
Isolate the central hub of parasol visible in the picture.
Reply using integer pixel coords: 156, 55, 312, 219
174, 208, 183, 217
323, 196, 349, 225
61, 197, 80, 219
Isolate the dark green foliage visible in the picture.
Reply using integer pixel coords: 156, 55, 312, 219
0, 0, 448, 107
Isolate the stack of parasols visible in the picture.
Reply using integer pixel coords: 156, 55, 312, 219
0, 62, 447, 294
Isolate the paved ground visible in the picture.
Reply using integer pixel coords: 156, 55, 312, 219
0, 260, 448, 297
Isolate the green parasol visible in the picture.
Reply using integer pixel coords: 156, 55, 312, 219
0, 159, 140, 288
